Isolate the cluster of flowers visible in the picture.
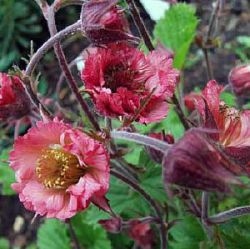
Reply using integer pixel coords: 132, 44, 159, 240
1, 0, 250, 246
4, 0, 179, 223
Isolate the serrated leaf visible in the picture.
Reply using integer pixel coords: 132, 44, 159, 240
154, 3, 199, 69
169, 216, 206, 249
37, 219, 71, 249
71, 212, 111, 249
0, 149, 15, 195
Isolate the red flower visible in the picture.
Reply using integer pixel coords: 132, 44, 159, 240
195, 80, 250, 169
229, 64, 250, 96
0, 73, 31, 120
128, 220, 154, 249
163, 129, 243, 192
81, 0, 137, 45
81, 43, 179, 124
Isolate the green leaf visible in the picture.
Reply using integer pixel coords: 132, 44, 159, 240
0, 149, 15, 195
71, 212, 111, 249
237, 36, 250, 47
154, 3, 199, 69
37, 219, 71, 249
220, 92, 236, 107
0, 238, 10, 249
169, 216, 206, 249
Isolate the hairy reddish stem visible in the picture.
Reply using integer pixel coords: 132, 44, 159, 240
110, 169, 167, 249
25, 20, 81, 76
125, 0, 154, 51
47, 6, 100, 131
67, 219, 81, 249
111, 130, 171, 153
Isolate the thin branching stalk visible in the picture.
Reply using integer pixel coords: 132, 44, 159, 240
111, 130, 171, 153
201, 192, 213, 239
203, 0, 222, 80
111, 169, 167, 249
46, 6, 100, 131
68, 219, 81, 249
25, 20, 82, 76
125, 0, 154, 51
209, 205, 250, 224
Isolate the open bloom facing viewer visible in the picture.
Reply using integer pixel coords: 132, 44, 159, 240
10, 119, 110, 219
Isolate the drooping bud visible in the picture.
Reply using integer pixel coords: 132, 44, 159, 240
81, 0, 138, 45
163, 129, 244, 193
145, 132, 174, 163
99, 217, 122, 233
0, 73, 31, 120
127, 220, 155, 249
229, 64, 250, 96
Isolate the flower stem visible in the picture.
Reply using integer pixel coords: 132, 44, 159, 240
172, 94, 190, 130
201, 192, 213, 239
110, 130, 171, 153
47, 6, 101, 131
125, 0, 154, 51
111, 169, 167, 249
209, 205, 250, 224
203, 0, 222, 80
25, 20, 81, 76
68, 219, 81, 249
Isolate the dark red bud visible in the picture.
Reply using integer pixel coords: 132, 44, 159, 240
99, 217, 122, 233
81, 0, 138, 45
229, 64, 250, 96
0, 73, 31, 120
163, 129, 243, 193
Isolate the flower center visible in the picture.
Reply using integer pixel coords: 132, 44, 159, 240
104, 64, 136, 92
36, 148, 84, 190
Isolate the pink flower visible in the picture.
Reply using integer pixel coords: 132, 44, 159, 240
81, 43, 179, 124
0, 73, 31, 120
10, 119, 110, 219
81, 0, 138, 45
128, 220, 154, 249
163, 129, 243, 192
229, 64, 250, 96
195, 80, 250, 169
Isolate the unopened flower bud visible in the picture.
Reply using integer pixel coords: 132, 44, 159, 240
0, 73, 31, 120
99, 217, 122, 233
127, 220, 154, 249
229, 64, 250, 96
81, 0, 138, 45
163, 129, 244, 193
145, 132, 174, 164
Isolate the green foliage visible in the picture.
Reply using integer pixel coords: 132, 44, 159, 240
0, 149, 15, 195
0, 0, 42, 71
169, 216, 206, 249
0, 238, 10, 249
154, 3, 199, 69
220, 92, 236, 107
220, 218, 250, 249
37, 220, 71, 249
71, 212, 111, 249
